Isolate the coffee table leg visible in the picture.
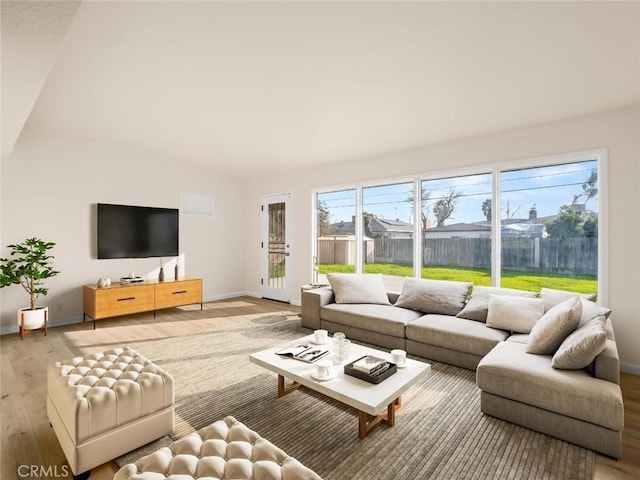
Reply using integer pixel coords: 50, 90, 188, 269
358, 396, 402, 438
277, 374, 301, 397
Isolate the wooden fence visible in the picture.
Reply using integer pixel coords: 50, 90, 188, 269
370, 237, 597, 275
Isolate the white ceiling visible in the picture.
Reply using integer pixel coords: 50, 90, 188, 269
3, 1, 640, 176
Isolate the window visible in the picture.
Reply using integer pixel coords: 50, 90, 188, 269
312, 150, 604, 298
499, 160, 599, 294
360, 182, 415, 289
421, 173, 492, 285
315, 189, 357, 282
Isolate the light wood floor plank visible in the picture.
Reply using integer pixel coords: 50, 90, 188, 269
1, 296, 638, 479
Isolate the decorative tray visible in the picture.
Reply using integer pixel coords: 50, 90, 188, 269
344, 356, 397, 384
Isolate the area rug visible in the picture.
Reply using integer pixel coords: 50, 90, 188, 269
127, 312, 595, 480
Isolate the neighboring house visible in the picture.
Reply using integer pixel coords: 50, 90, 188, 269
329, 214, 414, 238
423, 222, 491, 239
423, 206, 555, 239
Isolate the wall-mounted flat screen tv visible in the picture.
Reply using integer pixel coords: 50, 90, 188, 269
97, 203, 179, 259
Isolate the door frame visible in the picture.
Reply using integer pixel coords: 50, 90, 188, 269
260, 193, 292, 302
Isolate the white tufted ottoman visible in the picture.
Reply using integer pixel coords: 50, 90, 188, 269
47, 347, 174, 479
114, 416, 322, 480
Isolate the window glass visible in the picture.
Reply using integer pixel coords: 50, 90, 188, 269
362, 183, 415, 289
421, 173, 492, 285
500, 160, 598, 294
315, 189, 357, 282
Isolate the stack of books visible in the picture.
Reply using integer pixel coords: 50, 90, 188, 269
352, 355, 391, 376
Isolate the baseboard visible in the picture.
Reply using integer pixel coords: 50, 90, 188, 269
203, 291, 260, 302
620, 363, 640, 375
0, 315, 83, 336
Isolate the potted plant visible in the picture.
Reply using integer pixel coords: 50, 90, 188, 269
0, 237, 60, 339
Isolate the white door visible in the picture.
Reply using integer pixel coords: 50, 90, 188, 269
260, 193, 292, 302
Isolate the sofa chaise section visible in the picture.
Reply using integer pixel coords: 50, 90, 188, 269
477, 340, 623, 458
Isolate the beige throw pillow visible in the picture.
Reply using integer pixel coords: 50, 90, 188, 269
552, 316, 607, 369
526, 296, 582, 355
579, 299, 612, 327
456, 286, 538, 322
394, 278, 472, 315
327, 273, 390, 305
540, 287, 596, 313
485, 295, 544, 333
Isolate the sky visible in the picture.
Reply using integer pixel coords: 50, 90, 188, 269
318, 159, 598, 225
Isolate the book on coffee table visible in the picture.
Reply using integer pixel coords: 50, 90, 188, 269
276, 343, 312, 357
293, 347, 329, 363
275, 344, 329, 363
352, 355, 388, 374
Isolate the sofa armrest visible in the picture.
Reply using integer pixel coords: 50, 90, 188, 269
301, 288, 335, 329
594, 318, 620, 384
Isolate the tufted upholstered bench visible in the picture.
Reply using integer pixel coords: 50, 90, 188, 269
114, 416, 322, 480
47, 347, 174, 479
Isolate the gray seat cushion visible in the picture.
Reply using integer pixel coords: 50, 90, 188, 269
406, 314, 510, 357
321, 304, 421, 338
477, 341, 623, 431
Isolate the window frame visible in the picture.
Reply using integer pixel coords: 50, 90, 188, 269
311, 148, 607, 303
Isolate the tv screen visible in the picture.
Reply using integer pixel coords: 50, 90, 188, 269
97, 203, 179, 259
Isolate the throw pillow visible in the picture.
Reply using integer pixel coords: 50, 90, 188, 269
579, 299, 612, 327
394, 278, 472, 315
540, 287, 596, 313
456, 286, 538, 322
485, 295, 544, 333
526, 296, 583, 355
552, 316, 607, 370
327, 273, 390, 305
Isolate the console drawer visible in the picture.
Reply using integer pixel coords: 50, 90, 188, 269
85, 284, 155, 319
155, 279, 202, 309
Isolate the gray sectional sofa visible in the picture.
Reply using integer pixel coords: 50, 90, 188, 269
300, 274, 624, 458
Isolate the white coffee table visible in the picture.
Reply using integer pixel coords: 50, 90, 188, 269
249, 334, 431, 438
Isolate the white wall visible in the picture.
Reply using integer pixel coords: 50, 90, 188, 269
0, 128, 248, 333
245, 105, 640, 371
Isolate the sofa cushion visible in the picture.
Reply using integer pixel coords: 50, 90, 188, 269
579, 299, 612, 327
327, 273, 390, 305
394, 278, 472, 315
526, 296, 582, 355
477, 341, 623, 431
486, 295, 544, 333
540, 287, 596, 313
552, 316, 608, 370
457, 286, 538, 322
406, 314, 510, 357
321, 303, 421, 338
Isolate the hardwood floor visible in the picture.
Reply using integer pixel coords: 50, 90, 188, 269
1, 296, 639, 480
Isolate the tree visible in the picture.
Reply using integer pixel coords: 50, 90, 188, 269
0, 238, 60, 310
317, 201, 333, 236
501, 198, 521, 219
544, 205, 583, 238
433, 188, 462, 227
582, 214, 598, 238
405, 189, 431, 216
363, 212, 374, 237
481, 198, 492, 222
573, 168, 598, 209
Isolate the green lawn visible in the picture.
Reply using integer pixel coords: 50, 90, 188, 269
319, 263, 597, 294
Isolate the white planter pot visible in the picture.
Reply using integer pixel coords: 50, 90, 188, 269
17, 306, 48, 329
